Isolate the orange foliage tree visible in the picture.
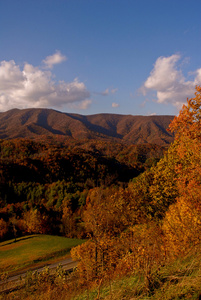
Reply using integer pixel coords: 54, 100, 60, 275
0, 218, 8, 240
61, 199, 76, 238
163, 86, 201, 256
23, 209, 48, 234
71, 187, 136, 283
119, 223, 166, 291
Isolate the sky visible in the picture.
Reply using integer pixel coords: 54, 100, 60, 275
0, 0, 201, 116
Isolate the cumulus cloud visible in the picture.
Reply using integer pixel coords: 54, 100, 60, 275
142, 54, 201, 109
0, 53, 91, 111
42, 51, 67, 69
112, 102, 119, 108
0, 60, 25, 91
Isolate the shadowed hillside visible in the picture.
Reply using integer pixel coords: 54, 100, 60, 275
0, 108, 174, 145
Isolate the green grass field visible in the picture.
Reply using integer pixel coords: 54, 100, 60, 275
0, 234, 85, 275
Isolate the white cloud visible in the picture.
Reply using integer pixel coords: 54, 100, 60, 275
111, 88, 118, 94
97, 87, 118, 96
142, 54, 201, 110
195, 69, 201, 85
42, 51, 67, 69
0, 60, 25, 90
100, 88, 109, 96
112, 102, 119, 108
0, 54, 91, 111
68, 99, 92, 110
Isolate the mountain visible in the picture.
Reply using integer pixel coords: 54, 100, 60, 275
0, 108, 175, 146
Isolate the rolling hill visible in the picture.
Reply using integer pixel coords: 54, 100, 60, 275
0, 108, 175, 146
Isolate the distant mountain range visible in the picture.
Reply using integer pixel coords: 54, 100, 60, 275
0, 108, 175, 146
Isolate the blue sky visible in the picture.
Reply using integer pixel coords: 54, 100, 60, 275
0, 0, 201, 116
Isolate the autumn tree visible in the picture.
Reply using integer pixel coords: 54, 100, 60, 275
149, 143, 179, 218
71, 235, 127, 285
0, 218, 8, 240
74, 186, 135, 281
61, 198, 76, 238
83, 187, 135, 239
127, 156, 177, 223
23, 209, 47, 234
163, 86, 201, 256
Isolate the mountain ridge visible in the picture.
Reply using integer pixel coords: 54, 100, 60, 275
0, 108, 175, 146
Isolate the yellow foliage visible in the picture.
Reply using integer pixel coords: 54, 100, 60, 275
149, 143, 179, 216
163, 190, 201, 258
71, 236, 126, 284
83, 187, 134, 238
23, 209, 44, 234
163, 86, 201, 258
121, 223, 166, 272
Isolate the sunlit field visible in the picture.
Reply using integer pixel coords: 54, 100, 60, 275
0, 234, 85, 274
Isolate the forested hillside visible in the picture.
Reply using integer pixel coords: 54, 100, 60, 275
0, 109, 174, 145
69, 86, 201, 299
1, 87, 201, 299
0, 138, 165, 240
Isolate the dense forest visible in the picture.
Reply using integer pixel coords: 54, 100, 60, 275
0, 136, 165, 240
1, 86, 201, 299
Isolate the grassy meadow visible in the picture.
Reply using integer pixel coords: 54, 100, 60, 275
0, 234, 85, 275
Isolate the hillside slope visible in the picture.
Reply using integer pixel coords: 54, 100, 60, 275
0, 108, 174, 145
